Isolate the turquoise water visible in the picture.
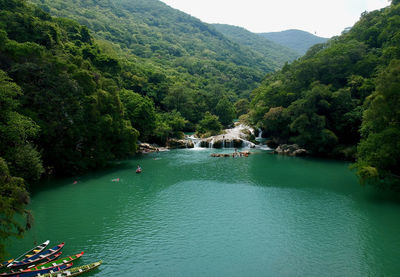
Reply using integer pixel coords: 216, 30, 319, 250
6, 148, 400, 276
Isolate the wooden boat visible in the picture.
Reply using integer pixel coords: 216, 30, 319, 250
41, 261, 102, 277
7, 252, 83, 275
2, 240, 50, 269
30, 252, 63, 268
0, 260, 14, 270
9, 243, 64, 269
1, 263, 72, 277
2, 252, 63, 275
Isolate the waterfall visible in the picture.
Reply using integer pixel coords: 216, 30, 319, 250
242, 139, 255, 149
257, 128, 263, 139
187, 135, 201, 148
209, 138, 214, 148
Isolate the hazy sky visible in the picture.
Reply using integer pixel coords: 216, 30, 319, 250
159, 0, 390, 37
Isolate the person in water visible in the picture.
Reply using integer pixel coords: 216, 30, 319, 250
136, 165, 142, 171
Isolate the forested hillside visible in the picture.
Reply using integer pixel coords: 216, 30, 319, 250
213, 24, 300, 67
249, 1, 400, 188
259, 29, 328, 55
29, 0, 295, 99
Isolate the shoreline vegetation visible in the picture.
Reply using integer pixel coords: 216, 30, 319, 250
0, 0, 399, 260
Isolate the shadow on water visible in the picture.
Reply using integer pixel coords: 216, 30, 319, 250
29, 159, 142, 196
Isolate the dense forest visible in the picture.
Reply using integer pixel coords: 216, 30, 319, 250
29, 0, 298, 99
259, 29, 328, 55
249, 0, 400, 189
212, 24, 300, 68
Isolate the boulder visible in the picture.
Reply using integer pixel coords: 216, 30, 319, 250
138, 143, 159, 153
166, 139, 194, 149
274, 144, 308, 157
292, 149, 308, 156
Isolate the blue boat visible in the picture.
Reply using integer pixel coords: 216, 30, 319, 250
1, 240, 50, 269
9, 243, 64, 269
2, 263, 72, 277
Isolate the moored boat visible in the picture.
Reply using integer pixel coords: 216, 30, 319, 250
40, 261, 102, 277
7, 252, 83, 275
0, 260, 14, 270
2, 253, 63, 276
29, 252, 63, 268
9, 243, 64, 269
1, 263, 72, 277
3, 240, 50, 269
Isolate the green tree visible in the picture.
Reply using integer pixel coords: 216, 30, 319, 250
234, 98, 250, 117
0, 70, 43, 181
0, 157, 32, 260
197, 112, 222, 136
215, 97, 236, 126
153, 111, 188, 144
120, 89, 156, 141
355, 60, 400, 188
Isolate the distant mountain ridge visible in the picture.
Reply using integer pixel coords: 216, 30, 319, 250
259, 29, 329, 55
212, 24, 300, 66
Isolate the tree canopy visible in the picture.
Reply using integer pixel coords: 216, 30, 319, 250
249, 1, 400, 188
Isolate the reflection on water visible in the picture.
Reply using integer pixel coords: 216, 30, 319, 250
8, 149, 400, 276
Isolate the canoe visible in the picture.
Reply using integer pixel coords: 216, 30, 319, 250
3, 253, 63, 276
0, 260, 14, 270
9, 243, 64, 269
41, 261, 102, 277
30, 252, 63, 268
1, 263, 72, 277
8, 252, 83, 275
1, 240, 50, 269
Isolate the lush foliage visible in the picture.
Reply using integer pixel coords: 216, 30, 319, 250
249, 1, 400, 188
259, 29, 329, 55
0, 158, 32, 260
0, 70, 35, 260
197, 112, 223, 137
29, 0, 293, 106
213, 24, 299, 69
354, 60, 400, 188
0, 0, 142, 176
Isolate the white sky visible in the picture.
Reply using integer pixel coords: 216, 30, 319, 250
159, 0, 390, 38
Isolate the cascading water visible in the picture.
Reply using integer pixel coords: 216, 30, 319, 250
257, 128, 263, 140
187, 135, 202, 148
209, 138, 214, 149
242, 139, 255, 149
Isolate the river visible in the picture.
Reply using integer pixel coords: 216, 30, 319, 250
6, 148, 400, 276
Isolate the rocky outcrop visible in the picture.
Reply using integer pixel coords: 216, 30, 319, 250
139, 143, 160, 153
274, 144, 308, 157
166, 139, 194, 149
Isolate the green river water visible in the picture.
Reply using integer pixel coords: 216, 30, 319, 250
6, 148, 400, 276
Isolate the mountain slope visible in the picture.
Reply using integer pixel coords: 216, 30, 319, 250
30, 0, 294, 99
259, 29, 328, 55
213, 24, 300, 67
